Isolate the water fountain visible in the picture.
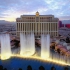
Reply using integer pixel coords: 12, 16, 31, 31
0, 34, 11, 60
0, 33, 70, 66
30, 33, 35, 55
20, 33, 35, 56
41, 34, 50, 59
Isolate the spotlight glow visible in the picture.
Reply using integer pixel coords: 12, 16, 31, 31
0, 33, 70, 67
13, 54, 70, 66
0, 53, 11, 60
41, 34, 50, 59
20, 51, 34, 57
0, 34, 11, 60
0, 54, 70, 66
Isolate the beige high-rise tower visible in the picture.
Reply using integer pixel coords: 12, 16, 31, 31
16, 12, 59, 37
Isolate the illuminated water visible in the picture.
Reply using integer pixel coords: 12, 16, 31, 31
41, 34, 50, 59
0, 33, 70, 65
20, 33, 35, 56
0, 57, 69, 70
0, 34, 11, 60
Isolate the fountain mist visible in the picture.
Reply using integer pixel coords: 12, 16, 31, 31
20, 33, 35, 56
41, 34, 50, 59
0, 34, 11, 60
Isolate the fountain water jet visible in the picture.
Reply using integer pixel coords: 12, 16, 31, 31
30, 33, 35, 55
0, 34, 11, 60
20, 33, 35, 57
41, 34, 50, 59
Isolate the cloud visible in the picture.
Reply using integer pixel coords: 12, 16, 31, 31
59, 16, 70, 20
0, 0, 70, 21
0, 20, 16, 24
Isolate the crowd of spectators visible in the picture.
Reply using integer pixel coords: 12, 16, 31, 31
0, 65, 69, 70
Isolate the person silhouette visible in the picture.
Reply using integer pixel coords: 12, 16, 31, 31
39, 66, 45, 70
3, 68, 7, 70
51, 66, 56, 70
64, 67, 69, 70
0, 65, 3, 70
27, 65, 32, 70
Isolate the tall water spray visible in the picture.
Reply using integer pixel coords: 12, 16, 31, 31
20, 33, 35, 56
0, 34, 11, 60
20, 33, 26, 56
41, 34, 50, 59
30, 33, 35, 55
46, 34, 50, 57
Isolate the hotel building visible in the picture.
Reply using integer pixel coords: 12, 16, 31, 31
16, 12, 59, 37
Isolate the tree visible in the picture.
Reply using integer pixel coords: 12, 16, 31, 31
57, 49, 60, 54
39, 66, 45, 70
27, 65, 32, 70
66, 37, 70, 43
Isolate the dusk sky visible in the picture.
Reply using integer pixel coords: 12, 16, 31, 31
0, 0, 70, 22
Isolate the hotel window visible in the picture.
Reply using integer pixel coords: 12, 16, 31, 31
20, 23, 22, 31
51, 23, 52, 31
49, 23, 50, 31
44, 23, 45, 31
19, 23, 20, 31
52, 23, 54, 31
42, 17, 43, 22
46, 23, 48, 31
56, 23, 57, 31
36, 17, 39, 22
56, 32, 57, 36
40, 17, 41, 22
23, 23, 24, 31
20, 20, 22, 22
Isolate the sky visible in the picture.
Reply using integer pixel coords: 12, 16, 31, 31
0, 0, 70, 22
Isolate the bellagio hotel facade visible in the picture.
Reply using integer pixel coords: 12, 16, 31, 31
16, 12, 59, 37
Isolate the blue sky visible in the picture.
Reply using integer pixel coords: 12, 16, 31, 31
0, 0, 70, 22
